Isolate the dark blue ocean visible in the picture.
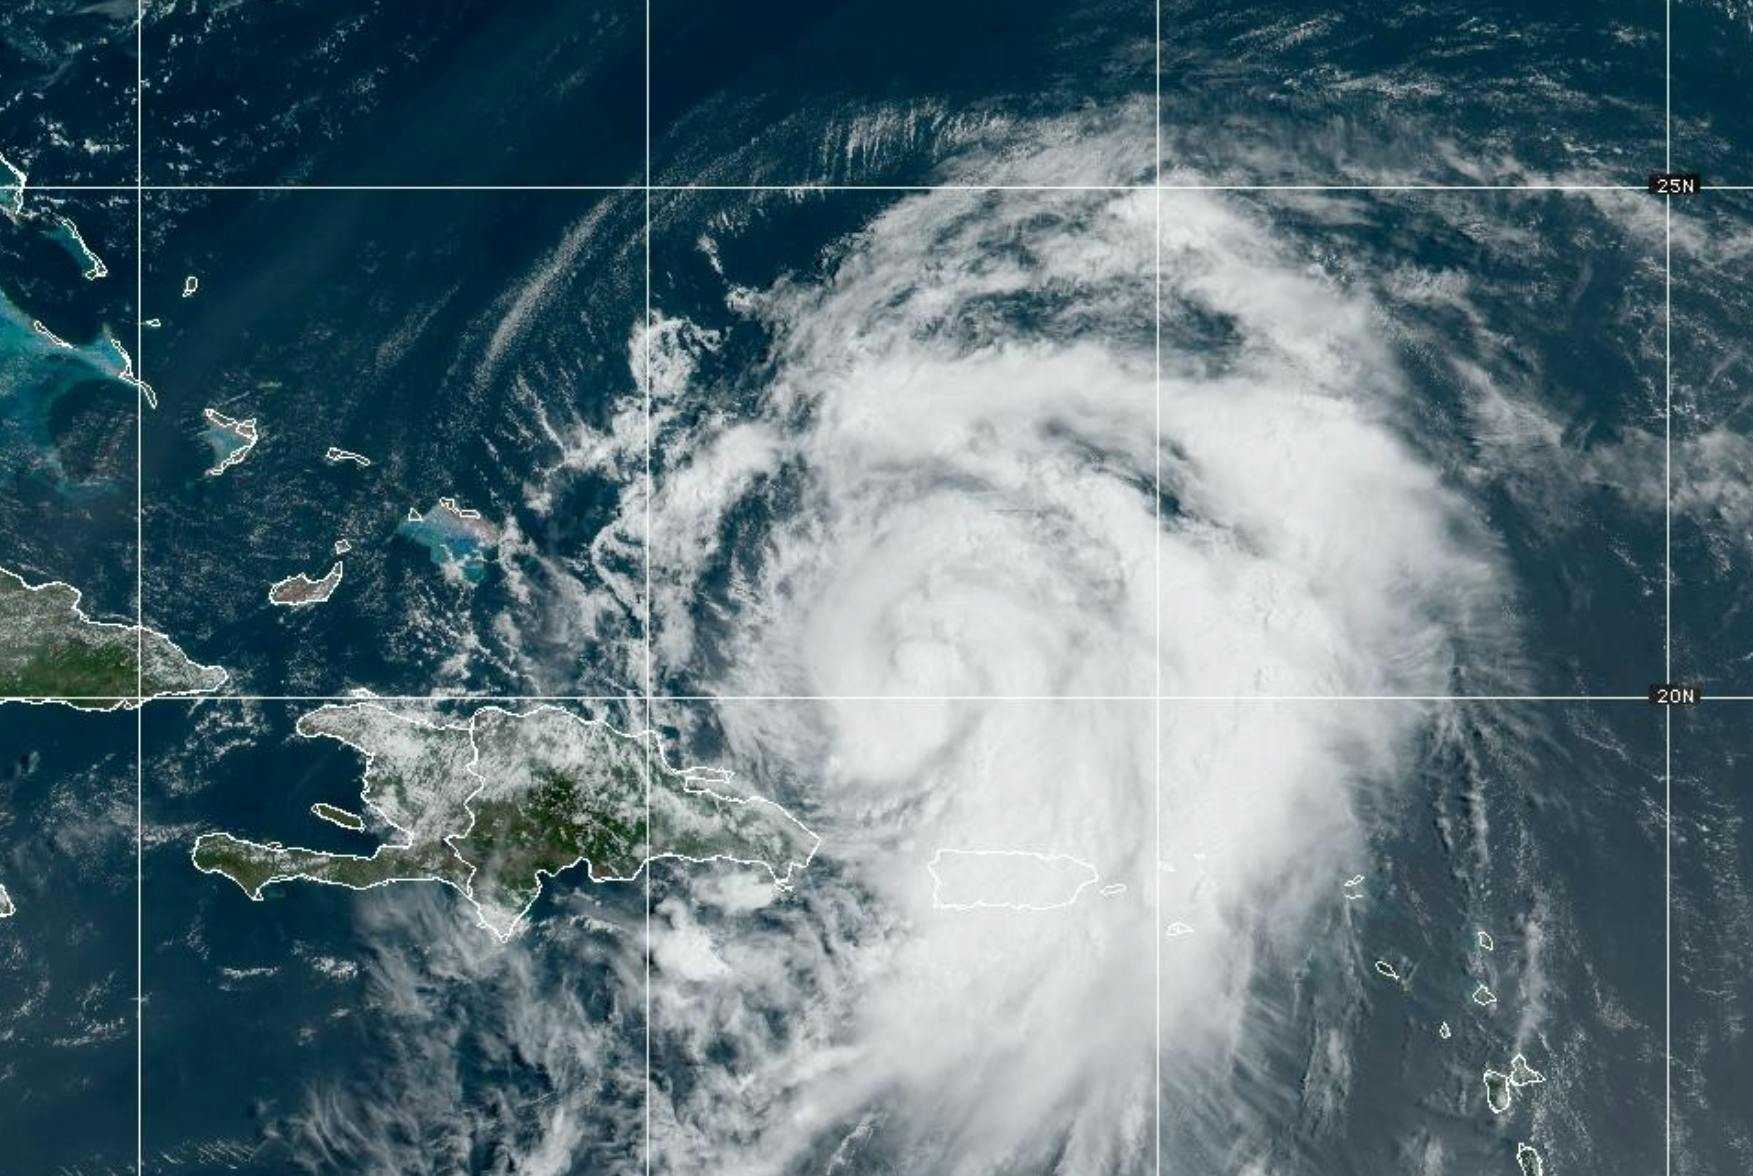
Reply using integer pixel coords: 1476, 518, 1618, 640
1, 0, 1752, 1173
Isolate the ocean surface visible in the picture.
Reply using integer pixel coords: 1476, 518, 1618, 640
2, 0, 1752, 1173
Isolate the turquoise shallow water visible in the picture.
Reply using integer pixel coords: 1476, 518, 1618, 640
0, 190, 137, 616
2, 0, 1752, 1172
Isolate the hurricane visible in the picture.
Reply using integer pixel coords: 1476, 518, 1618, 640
100, 117, 1670, 1174
7, 0, 1736, 1171
606, 129, 1522, 1173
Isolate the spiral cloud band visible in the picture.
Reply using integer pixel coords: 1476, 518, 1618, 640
630, 167, 1516, 1172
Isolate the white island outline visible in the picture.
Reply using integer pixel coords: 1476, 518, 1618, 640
268, 560, 344, 608
191, 702, 821, 943
925, 848, 1103, 912
0, 565, 229, 708
202, 407, 259, 476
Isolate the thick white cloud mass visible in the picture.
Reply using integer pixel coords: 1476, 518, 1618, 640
268, 125, 1571, 1173
627, 160, 1519, 1172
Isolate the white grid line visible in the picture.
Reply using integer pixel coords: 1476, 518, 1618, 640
1663, 0, 1675, 1146
133, 0, 145, 1168
1663, 0, 1676, 1160
643, 0, 655, 1167
76, 3, 1700, 1172
1666, 173, 1675, 682
1152, 0, 1164, 1165
1665, 705, 1674, 1176
19, 181, 1657, 194
36, 693, 1669, 705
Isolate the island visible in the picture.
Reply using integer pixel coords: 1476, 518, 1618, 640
398, 497, 500, 584
926, 848, 1100, 911
107, 337, 155, 408
192, 703, 820, 940
310, 803, 365, 831
1481, 1052, 1545, 1117
1, 159, 105, 282
202, 408, 258, 476
0, 566, 228, 703
268, 560, 343, 607
50, 214, 107, 280
1483, 1068, 1513, 1114
0, 882, 13, 918
30, 319, 70, 348
1507, 1053, 1545, 1088
323, 446, 371, 467
1, 150, 24, 218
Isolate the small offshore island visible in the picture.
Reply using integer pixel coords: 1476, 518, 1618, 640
202, 407, 259, 476
0, 882, 13, 918
323, 446, 371, 467
193, 703, 820, 940
310, 802, 365, 831
0, 567, 227, 703
268, 560, 343, 607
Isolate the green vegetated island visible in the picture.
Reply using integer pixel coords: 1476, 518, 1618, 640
0, 567, 228, 704
192, 703, 821, 940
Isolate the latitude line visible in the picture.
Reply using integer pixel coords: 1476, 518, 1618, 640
30, 693, 1665, 705
22, 45, 1695, 1176
0, 14, 1712, 1176
15, 181, 1653, 194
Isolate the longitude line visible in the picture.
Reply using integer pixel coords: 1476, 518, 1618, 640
1663, 150, 1675, 1176
1152, 0, 1164, 1173
37, 14, 1706, 1171
642, 0, 655, 1171
1663, 0, 1674, 1159
1665, 703, 1674, 1176
134, 0, 145, 1172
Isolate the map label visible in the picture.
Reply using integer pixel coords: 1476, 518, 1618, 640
1648, 172, 1702, 195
